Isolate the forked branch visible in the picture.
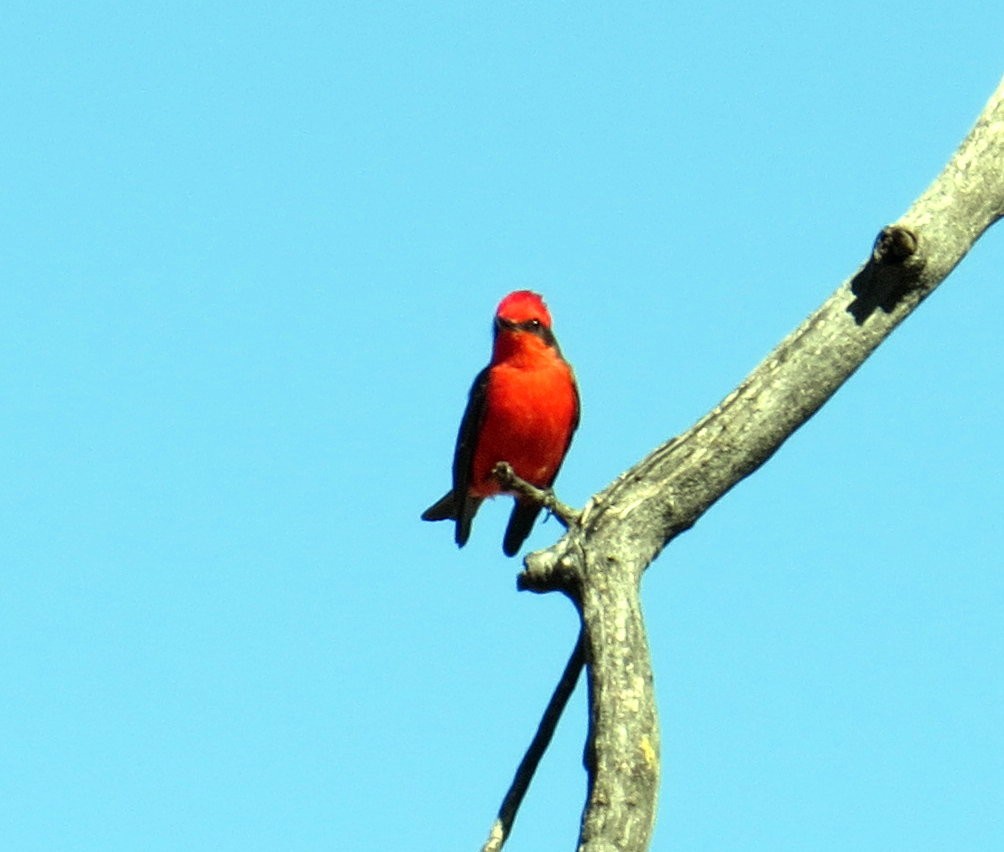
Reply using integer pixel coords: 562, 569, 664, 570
486, 76, 1004, 851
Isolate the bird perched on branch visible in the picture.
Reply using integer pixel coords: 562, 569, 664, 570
422, 290, 579, 556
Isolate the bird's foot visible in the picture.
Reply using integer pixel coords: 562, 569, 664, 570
490, 462, 582, 529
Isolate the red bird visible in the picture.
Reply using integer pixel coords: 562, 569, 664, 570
422, 290, 580, 556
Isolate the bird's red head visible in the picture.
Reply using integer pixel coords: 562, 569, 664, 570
495, 290, 553, 330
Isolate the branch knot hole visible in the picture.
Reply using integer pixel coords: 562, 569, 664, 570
872, 224, 919, 266
848, 224, 925, 324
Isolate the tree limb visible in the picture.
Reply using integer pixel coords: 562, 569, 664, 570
481, 633, 585, 852
491, 461, 583, 529
515, 76, 1004, 851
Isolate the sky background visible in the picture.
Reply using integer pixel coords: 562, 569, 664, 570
1, 3, 1002, 850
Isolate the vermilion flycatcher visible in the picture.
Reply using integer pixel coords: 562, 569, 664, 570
422, 290, 580, 556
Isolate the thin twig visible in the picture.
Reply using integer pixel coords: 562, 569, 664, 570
480, 632, 586, 852
491, 462, 582, 528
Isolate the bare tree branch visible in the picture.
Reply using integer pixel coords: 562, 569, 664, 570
508, 77, 1004, 851
481, 633, 585, 852
492, 461, 583, 529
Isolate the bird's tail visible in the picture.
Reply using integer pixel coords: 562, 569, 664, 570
502, 501, 543, 557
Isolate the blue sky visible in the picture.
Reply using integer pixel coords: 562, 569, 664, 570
1, 3, 1002, 850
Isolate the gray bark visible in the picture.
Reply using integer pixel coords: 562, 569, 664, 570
515, 77, 1004, 851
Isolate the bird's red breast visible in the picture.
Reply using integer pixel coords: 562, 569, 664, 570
469, 347, 578, 497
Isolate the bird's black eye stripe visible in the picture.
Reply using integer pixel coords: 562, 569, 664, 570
520, 318, 555, 345
494, 316, 556, 345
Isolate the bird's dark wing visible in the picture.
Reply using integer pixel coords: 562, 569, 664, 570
545, 371, 580, 488
421, 490, 456, 521
451, 365, 491, 547
565, 376, 581, 463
